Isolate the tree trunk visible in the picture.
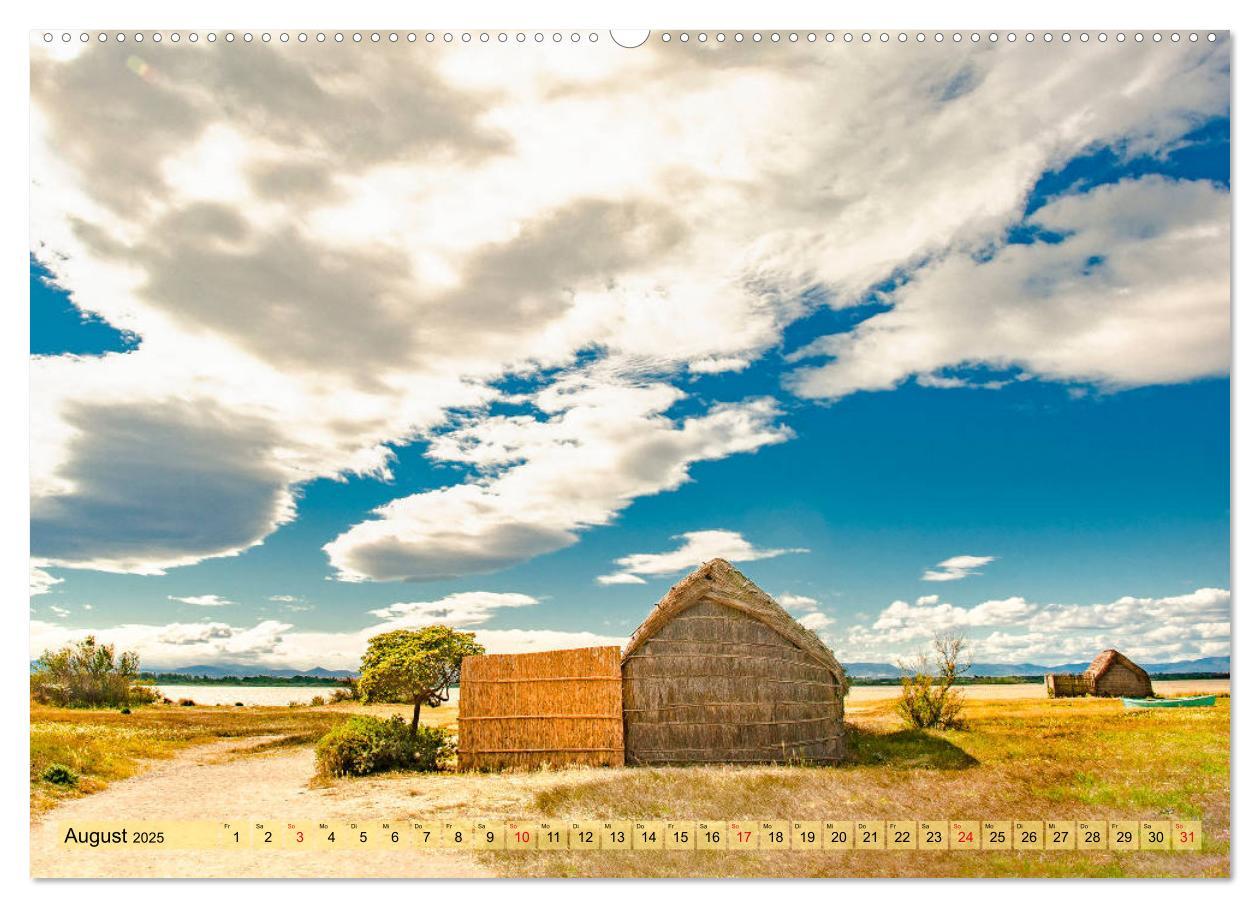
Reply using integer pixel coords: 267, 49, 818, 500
411, 697, 422, 736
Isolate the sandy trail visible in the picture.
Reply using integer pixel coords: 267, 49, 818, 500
30, 736, 491, 878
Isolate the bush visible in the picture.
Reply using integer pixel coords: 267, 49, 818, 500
178, 698, 196, 707
128, 684, 160, 705
309, 695, 326, 707
119, 707, 131, 715
895, 634, 969, 730
328, 685, 357, 703
30, 636, 142, 708
235, 702, 245, 707
314, 716, 451, 777
42, 763, 79, 786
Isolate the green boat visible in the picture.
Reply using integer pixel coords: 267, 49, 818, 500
1122, 695, 1216, 709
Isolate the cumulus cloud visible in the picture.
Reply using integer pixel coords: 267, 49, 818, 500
921, 554, 997, 582
29, 38, 1229, 581
788, 177, 1230, 399
28, 590, 621, 669
775, 593, 834, 631
367, 591, 537, 625
778, 593, 819, 610
839, 587, 1230, 664
326, 384, 791, 581
798, 612, 834, 631
597, 529, 806, 585
167, 594, 235, 607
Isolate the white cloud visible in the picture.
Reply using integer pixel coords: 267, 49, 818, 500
268, 595, 300, 602
839, 587, 1230, 664
30, 564, 62, 597
168, 594, 235, 607
28, 589, 621, 670
798, 612, 834, 631
921, 554, 996, 582
48, 606, 70, 619
779, 593, 820, 611
325, 384, 791, 581
598, 529, 807, 585
789, 177, 1230, 399
596, 573, 648, 586
28, 39, 1229, 580
366, 591, 538, 626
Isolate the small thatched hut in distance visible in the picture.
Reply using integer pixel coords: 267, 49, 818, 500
621, 558, 847, 765
1046, 648, 1154, 698
1086, 649, 1154, 698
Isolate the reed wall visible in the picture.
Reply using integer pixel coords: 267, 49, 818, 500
458, 646, 624, 771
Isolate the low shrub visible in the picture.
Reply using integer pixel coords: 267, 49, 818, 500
309, 695, 326, 707
119, 707, 131, 715
328, 686, 357, 703
314, 715, 450, 777
128, 684, 160, 706
235, 702, 245, 707
895, 634, 969, 730
42, 763, 79, 786
178, 698, 196, 707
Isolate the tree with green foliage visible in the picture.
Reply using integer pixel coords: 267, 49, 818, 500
357, 626, 484, 734
31, 636, 143, 708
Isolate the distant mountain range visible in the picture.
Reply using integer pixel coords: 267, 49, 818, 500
29, 656, 1228, 681
842, 656, 1230, 679
29, 660, 357, 678
156, 664, 357, 678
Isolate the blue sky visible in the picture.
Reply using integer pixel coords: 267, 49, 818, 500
29, 37, 1230, 668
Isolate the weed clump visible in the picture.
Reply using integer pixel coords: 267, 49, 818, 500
42, 763, 78, 786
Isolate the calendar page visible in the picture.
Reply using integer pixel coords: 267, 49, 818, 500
28, 25, 1230, 881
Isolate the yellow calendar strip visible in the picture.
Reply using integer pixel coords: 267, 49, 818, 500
56, 819, 1206, 852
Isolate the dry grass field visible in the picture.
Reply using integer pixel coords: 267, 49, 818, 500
30, 689, 1229, 878
29, 699, 414, 817
485, 694, 1229, 877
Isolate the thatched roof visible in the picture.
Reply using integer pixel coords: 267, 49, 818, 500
1086, 648, 1148, 679
623, 558, 847, 694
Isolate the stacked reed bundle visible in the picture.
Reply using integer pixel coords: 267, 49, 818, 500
457, 646, 624, 771
622, 559, 847, 765
1046, 673, 1091, 698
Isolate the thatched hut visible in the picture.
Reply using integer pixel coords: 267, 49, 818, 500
1045, 648, 1154, 698
621, 558, 847, 765
1085, 649, 1154, 698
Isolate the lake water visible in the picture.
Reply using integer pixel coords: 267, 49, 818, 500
153, 685, 352, 706
155, 679, 1226, 708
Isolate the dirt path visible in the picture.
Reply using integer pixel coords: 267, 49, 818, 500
30, 736, 491, 878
